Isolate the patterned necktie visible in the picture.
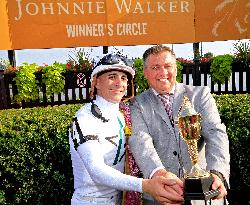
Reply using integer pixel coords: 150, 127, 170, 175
158, 94, 174, 125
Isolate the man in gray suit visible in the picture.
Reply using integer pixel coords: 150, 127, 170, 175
129, 45, 230, 205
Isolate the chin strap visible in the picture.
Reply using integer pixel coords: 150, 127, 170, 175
90, 100, 109, 123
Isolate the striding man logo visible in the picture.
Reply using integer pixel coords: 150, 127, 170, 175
212, 0, 249, 36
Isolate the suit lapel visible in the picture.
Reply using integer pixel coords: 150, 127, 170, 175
172, 83, 186, 122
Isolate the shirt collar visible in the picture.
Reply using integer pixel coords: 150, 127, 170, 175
151, 85, 175, 96
94, 95, 120, 119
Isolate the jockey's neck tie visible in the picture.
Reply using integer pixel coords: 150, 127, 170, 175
158, 94, 174, 126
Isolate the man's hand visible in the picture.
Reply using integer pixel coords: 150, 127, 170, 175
211, 173, 227, 199
142, 176, 184, 205
145, 169, 184, 204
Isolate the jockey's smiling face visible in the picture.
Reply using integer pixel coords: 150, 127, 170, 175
95, 70, 128, 103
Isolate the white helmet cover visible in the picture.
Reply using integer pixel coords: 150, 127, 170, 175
91, 56, 135, 81
90, 54, 135, 99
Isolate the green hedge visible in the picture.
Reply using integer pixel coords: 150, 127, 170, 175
0, 104, 81, 204
0, 94, 249, 204
213, 94, 250, 193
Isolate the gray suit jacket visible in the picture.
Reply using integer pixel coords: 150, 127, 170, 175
129, 84, 230, 204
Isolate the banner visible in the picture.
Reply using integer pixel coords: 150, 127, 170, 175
0, 0, 248, 50
195, 0, 249, 42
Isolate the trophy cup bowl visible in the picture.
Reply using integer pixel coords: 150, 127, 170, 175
178, 96, 220, 200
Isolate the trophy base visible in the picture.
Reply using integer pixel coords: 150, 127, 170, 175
185, 189, 220, 200
184, 175, 220, 200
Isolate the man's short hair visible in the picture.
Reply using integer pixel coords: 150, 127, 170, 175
143, 45, 176, 67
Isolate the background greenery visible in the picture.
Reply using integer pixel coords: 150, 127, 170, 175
214, 94, 250, 203
0, 94, 249, 204
0, 104, 81, 204
210, 54, 234, 85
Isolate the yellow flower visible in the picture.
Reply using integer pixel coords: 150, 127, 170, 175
124, 126, 131, 136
